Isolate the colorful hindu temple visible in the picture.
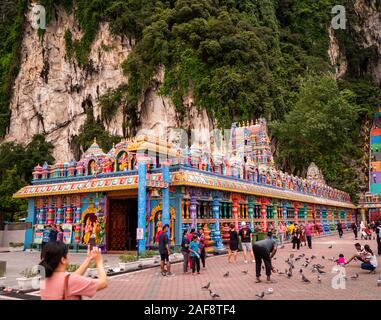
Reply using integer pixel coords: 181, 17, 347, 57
14, 119, 356, 253
359, 107, 381, 221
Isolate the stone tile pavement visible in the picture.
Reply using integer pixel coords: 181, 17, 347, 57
1, 231, 381, 300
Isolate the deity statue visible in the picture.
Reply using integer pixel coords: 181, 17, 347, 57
83, 218, 93, 244
118, 152, 128, 171
89, 160, 96, 175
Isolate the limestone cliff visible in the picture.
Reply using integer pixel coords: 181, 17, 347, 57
4, 5, 212, 161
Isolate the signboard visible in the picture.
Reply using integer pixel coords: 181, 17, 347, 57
136, 228, 144, 240
33, 224, 44, 244
62, 224, 73, 245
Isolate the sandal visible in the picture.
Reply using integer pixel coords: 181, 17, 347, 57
255, 279, 262, 283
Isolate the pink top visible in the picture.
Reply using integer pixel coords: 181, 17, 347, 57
40, 272, 98, 300
304, 224, 313, 236
337, 257, 346, 265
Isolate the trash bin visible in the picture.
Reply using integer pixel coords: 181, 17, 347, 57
0, 261, 6, 276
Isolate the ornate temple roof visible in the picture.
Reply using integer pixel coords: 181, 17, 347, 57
83, 138, 106, 157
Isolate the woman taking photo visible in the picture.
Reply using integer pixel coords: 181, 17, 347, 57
228, 223, 239, 263
39, 241, 107, 300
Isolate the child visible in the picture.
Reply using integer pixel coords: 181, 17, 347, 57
189, 234, 201, 275
337, 254, 346, 266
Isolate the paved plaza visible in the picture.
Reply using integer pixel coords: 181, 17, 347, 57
2, 231, 380, 300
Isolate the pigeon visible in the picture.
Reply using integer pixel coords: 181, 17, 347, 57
317, 275, 322, 283
290, 254, 295, 259
295, 257, 301, 261
377, 276, 381, 287
255, 291, 265, 299
287, 271, 293, 278
351, 273, 359, 280
302, 274, 311, 283
209, 289, 220, 299
223, 271, 230, 277
322, 256, 325, 259
311, 255, 316, 260
266, 288, 274, 294
202, 282, 211, 290
328, 245, 333, 249
299, 268, 303, 274
317, 268, 326, 274
242, 270, 249, 274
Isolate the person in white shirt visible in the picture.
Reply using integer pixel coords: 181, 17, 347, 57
361, 245, 377, 274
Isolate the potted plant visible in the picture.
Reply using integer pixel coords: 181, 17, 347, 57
66, 264, 80, 273
118, 254, 139, 270
139, 250, 158, 266
9, 242, 24, 252
17, 268, 40, 290
87, 259, 109, 277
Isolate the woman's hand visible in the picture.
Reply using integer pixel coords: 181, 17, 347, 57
90, 247, 103, 265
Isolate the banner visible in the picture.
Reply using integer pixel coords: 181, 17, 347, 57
33, 224, 44, 244
62, 224, 73, 245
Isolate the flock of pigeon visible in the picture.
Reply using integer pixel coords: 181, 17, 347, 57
201, 244, 381, 299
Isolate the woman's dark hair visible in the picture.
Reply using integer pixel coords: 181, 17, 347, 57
199, 228, 204, 232
230, 223, 235, 229
364, 245, 373, 255
339, 254, 344, 257
190, 228, 195, 233
183, 230, 188, 236
192, 234, 198, 240
39, 241, 68, 278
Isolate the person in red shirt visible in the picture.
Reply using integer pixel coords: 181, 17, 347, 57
304, 222, 314, 249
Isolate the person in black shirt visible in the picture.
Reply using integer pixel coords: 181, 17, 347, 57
228, 223, 238, 263
181, 229, 190, 273
239, 222, 254, 263
337, 221, 343, 238
252, 232, 277, 283
352, 222, 358, 240
158, 224, 173, 276
292, 225, 301, 252
49, 224, 58, 242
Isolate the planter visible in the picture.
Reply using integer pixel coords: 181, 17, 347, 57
139, 258, 156, 266
87, 265, 110, 277
17, 276, 40, 290
118, 261, 140, 271
0, 277, 5, 287
9, 247, 23, 252
169, 253, 183, 263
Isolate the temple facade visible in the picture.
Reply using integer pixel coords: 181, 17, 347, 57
14, 120, 356, 253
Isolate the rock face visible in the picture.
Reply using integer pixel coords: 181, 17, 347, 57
4, 5, 213, 161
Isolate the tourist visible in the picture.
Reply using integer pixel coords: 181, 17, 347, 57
346, 243, 367, 265
351, 222, 358, 240
159, 224, 173, 276
291, 224, 301, 252
49, 224, 58, 242
288, 223, 295, 240
337, 254, 346, 267
39, 242, 107, 300
337, 221, 343, 238
239, 221, 254, 263
228, 223, 239, 263
300, 225, 306, 247
360, 221, 366, 239
187, 228, 196, 269
252, 231, 277, 283
41, 225, 51, 259
376, 221, 381, 255
304, 222, 313, 249
56, 226, 64, 243
181, 230, 190, 273
277, 222, 286, 247
189, 234, 201, 275
199, 228, 206, 269
361, 245, 378, 273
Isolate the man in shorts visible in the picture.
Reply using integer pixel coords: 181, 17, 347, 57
158, 224, 173, 276
239, 221, 255, 263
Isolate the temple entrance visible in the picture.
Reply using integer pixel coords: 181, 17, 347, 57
108, 199, 138, 251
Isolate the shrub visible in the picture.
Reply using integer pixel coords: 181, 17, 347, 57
66, 264, 80, 272
119, 254, 138, 263
9, 242, 24, 247
20, 268, 38, 278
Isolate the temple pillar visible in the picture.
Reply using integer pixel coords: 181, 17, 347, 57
282, 203, 287, 222
232, 195, 239, 230
273, 202, 278, 229
293, 203, 298, 223
248, 197, 254, 231
175, 192, 183, 248
137, 158, 148, 253
303, 204, 307, 224
162, 161, 170, 228
212, 195, 224, 250
360, 208, 366, 223
190, 193, 197, 229
24, 199, 35, 250
261, 199, 267, 231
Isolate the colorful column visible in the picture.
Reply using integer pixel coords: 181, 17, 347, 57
248, 196, 254, 231
190, 193, 197, 229
303, 204, 307, 224
293, 203, 298, 223
282, 203, 287, 222
24, 199, 35, 250
273, 202, 278, 229
138, 158, 148, 253
212, 195, 224, 250
232, 195, 239, 230
261, 200, 267, 231
162, 161, 170, 228
360, 208, 366, 223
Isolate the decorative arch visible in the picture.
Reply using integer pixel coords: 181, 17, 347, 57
150, 204, 176, 221
149, 204, 176, 246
